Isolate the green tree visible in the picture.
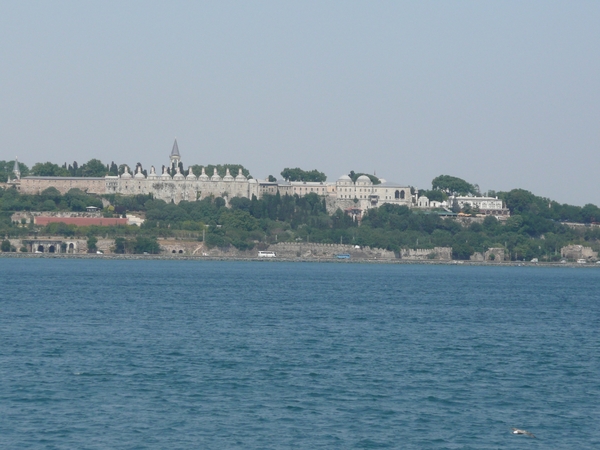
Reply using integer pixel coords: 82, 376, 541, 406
134, 236, 160, 254
432, 175, 477, 196
280, 167, 327, 182
452, 242, 474, 260
30, 162, 69, 177
0, 160, 30, 182
80, 159, 108, 177
87, 235, 98, 253
113, 237, 133, 254
418, 189, 446, 202
108, 161, 119, 176
1, 239, 11, 252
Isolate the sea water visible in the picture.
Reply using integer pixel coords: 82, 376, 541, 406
0, 259, 599, 449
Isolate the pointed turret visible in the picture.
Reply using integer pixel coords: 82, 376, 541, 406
170, 139, 180, 158
13, 157, 20, 180
170, 138, 181, 173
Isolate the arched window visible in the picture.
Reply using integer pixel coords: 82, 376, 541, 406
395, 190, 400, 199
400, 190, 405, 199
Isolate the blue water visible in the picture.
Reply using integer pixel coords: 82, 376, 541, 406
1, 260, 599, 449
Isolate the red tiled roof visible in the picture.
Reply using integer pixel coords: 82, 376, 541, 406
34, 217, 129, 226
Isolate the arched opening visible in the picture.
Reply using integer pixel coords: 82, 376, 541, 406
400, 190, 405, 199
172, 250, 176, 253
37, 245, 44, 252
68, 243, 75, 254
48, 245, 56, 253
395, 190, 400, 199
178, 250, 183, 254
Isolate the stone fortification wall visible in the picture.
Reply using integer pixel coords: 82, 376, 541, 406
20, 177, 106, 195
267, 242, 396, 259
471, 247, 506, 262
9, 238, 113, 254
485, 248, 505, 261
159, 239, 206, 255
19, 175, 261, 205
400, 247, 452, 260
561, 245, 598, 260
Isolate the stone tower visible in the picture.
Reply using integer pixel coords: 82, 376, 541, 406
13, 157, 20, 180
170, 139, 181, 173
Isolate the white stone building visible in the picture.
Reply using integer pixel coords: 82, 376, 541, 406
448, 195, 509, 216
14, 140, 413, 212
18, 140, 260, 204
334, 174, 412, 210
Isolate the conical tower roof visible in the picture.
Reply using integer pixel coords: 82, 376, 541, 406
13, 157, 21, 179
170, 139, 180, 158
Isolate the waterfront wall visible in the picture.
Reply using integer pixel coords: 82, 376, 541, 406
561, 245, 598, 260
399, 247, 452, 260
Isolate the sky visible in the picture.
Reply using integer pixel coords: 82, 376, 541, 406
1, 1, 599, 205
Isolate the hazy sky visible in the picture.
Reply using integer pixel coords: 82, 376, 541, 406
1, 1, 599, 205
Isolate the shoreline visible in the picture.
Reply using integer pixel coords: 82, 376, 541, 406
1, 252, 598, 268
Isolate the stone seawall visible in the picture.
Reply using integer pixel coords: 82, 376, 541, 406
399, 247, 452, 260
267, 242, 396, 259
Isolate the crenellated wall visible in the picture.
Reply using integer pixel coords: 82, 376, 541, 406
400, 247, 452, 260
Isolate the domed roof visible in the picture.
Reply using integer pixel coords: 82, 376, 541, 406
198, 167, 209, 180
134, 166, 145, 179
211, 168, 221, 182
147, 166, 158, 179
223, 168, 234, 182
173, 166, 185, 180
161, 167, 171, 179
121, 166, 132, 179
186, 167, 197, 180
235, 168, 247, 181
338, 174, 352, 181
357, 175, 372, 184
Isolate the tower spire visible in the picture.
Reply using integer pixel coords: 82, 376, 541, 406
170, 138, 181, 173
13, 157, 20, 180
170, 138, 180, 158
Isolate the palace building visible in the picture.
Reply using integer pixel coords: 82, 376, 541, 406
13, 139, 420, 213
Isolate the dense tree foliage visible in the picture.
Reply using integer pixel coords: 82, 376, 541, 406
1, 180, 600, 260
432, 175, 478, 196
30, 162, 70, 177
0, 160, 30, 182
498, 189, 600, 225
418, 189, 447, 202
72, 159, 108, 177
114, 236, 160, 254
14, 158, 252, 180
280, 168, 327, 182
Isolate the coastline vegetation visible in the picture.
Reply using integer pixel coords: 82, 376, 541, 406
2, 159, 600, 259
1, 180, 600, 259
